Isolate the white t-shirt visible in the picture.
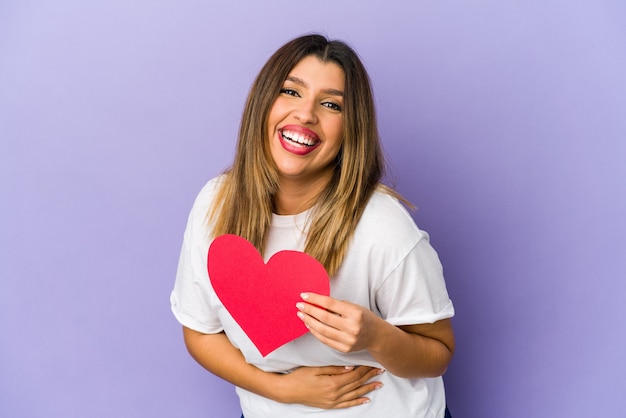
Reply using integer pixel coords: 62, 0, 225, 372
171, 177, 455, 418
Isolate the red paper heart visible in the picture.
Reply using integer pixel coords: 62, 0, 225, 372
208, 234, 330, 357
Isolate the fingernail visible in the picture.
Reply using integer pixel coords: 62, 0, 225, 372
377, 369, 386, 375
296, 302, 304, 310
361, 399, 371, 404
296, 311, 304, 319
344, 365, 355, 370
375, 383, 384, 390
300, 292, 309, 300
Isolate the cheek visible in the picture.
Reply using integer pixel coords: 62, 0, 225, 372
266, 105, 285, 140
330, 119, 344, 147
266, 107, 278, 130
266, 101, 280, 131
268, 98, 289, 121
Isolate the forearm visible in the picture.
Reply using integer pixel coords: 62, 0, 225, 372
182, 327, 285, 402
367, 319, 454, 378
181, 326, 383, 409
297, 293, 455, 379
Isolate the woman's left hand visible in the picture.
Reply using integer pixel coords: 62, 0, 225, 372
296, 292, 455, 378
296, 293, 385, 353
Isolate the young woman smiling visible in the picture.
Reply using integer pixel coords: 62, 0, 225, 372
171, 34, 455, 418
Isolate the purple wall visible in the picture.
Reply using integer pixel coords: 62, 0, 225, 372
2, 1, 625, 417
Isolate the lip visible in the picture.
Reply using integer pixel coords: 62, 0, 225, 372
277, 124, 321, 156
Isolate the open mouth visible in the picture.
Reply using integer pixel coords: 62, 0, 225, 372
280, 129, 319, 148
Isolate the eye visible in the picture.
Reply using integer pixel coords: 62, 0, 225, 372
322, 101, 342, 112
280, 88, 300, 97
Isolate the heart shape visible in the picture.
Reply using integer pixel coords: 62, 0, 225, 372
207, 234, 330, 357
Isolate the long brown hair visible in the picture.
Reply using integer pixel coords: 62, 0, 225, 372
210, 34, 395, 277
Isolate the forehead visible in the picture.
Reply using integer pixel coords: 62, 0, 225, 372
286, 55, 345, 90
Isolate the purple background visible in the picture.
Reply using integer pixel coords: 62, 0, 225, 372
2, 1, 625, 417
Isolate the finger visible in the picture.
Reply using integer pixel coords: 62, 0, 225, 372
303, 315, 353, 352
301, 292, 346, 315
353, 365, 384, 381
340, 381, 383, 402
331, 375, 385, 409
297, 310, 340, 346
330, 395, 372, 409
333, 366, 384, 390
312, 365, 359, 376
297, 305, 342, 330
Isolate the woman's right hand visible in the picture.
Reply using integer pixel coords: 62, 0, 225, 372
274, 365, 384, 409
183, 328, 383, 410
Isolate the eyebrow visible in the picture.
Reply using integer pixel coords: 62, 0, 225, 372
285, 76, 344, 97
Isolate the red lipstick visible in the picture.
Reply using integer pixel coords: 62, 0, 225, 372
278, 125, 321, 156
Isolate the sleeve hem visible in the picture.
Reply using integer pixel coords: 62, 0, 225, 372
385, 301, 455, 326
170, 304, 224, 335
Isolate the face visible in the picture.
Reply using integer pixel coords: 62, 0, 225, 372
266, 55, 345, 188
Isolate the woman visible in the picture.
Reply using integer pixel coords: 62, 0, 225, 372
171, 34, 455, 417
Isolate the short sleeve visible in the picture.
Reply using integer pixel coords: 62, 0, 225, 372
375, 236, 454, 325
170, 181, 224, 334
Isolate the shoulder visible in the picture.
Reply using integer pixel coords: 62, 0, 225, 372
189, 175, 226, 218
340, 188, 434, 285
356, 189, 428, 245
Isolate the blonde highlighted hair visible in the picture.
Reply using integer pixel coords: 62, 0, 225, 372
209, 34, 402, 277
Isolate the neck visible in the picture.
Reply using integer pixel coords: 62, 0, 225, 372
274, 173, 332, 215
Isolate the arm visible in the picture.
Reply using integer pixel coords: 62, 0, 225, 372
296, 293, 455, 378
182, 326, 385, 409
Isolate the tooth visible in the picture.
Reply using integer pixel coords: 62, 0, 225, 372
282, 130, 315, 146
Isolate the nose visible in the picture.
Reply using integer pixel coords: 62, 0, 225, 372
294, 99, 318, 124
